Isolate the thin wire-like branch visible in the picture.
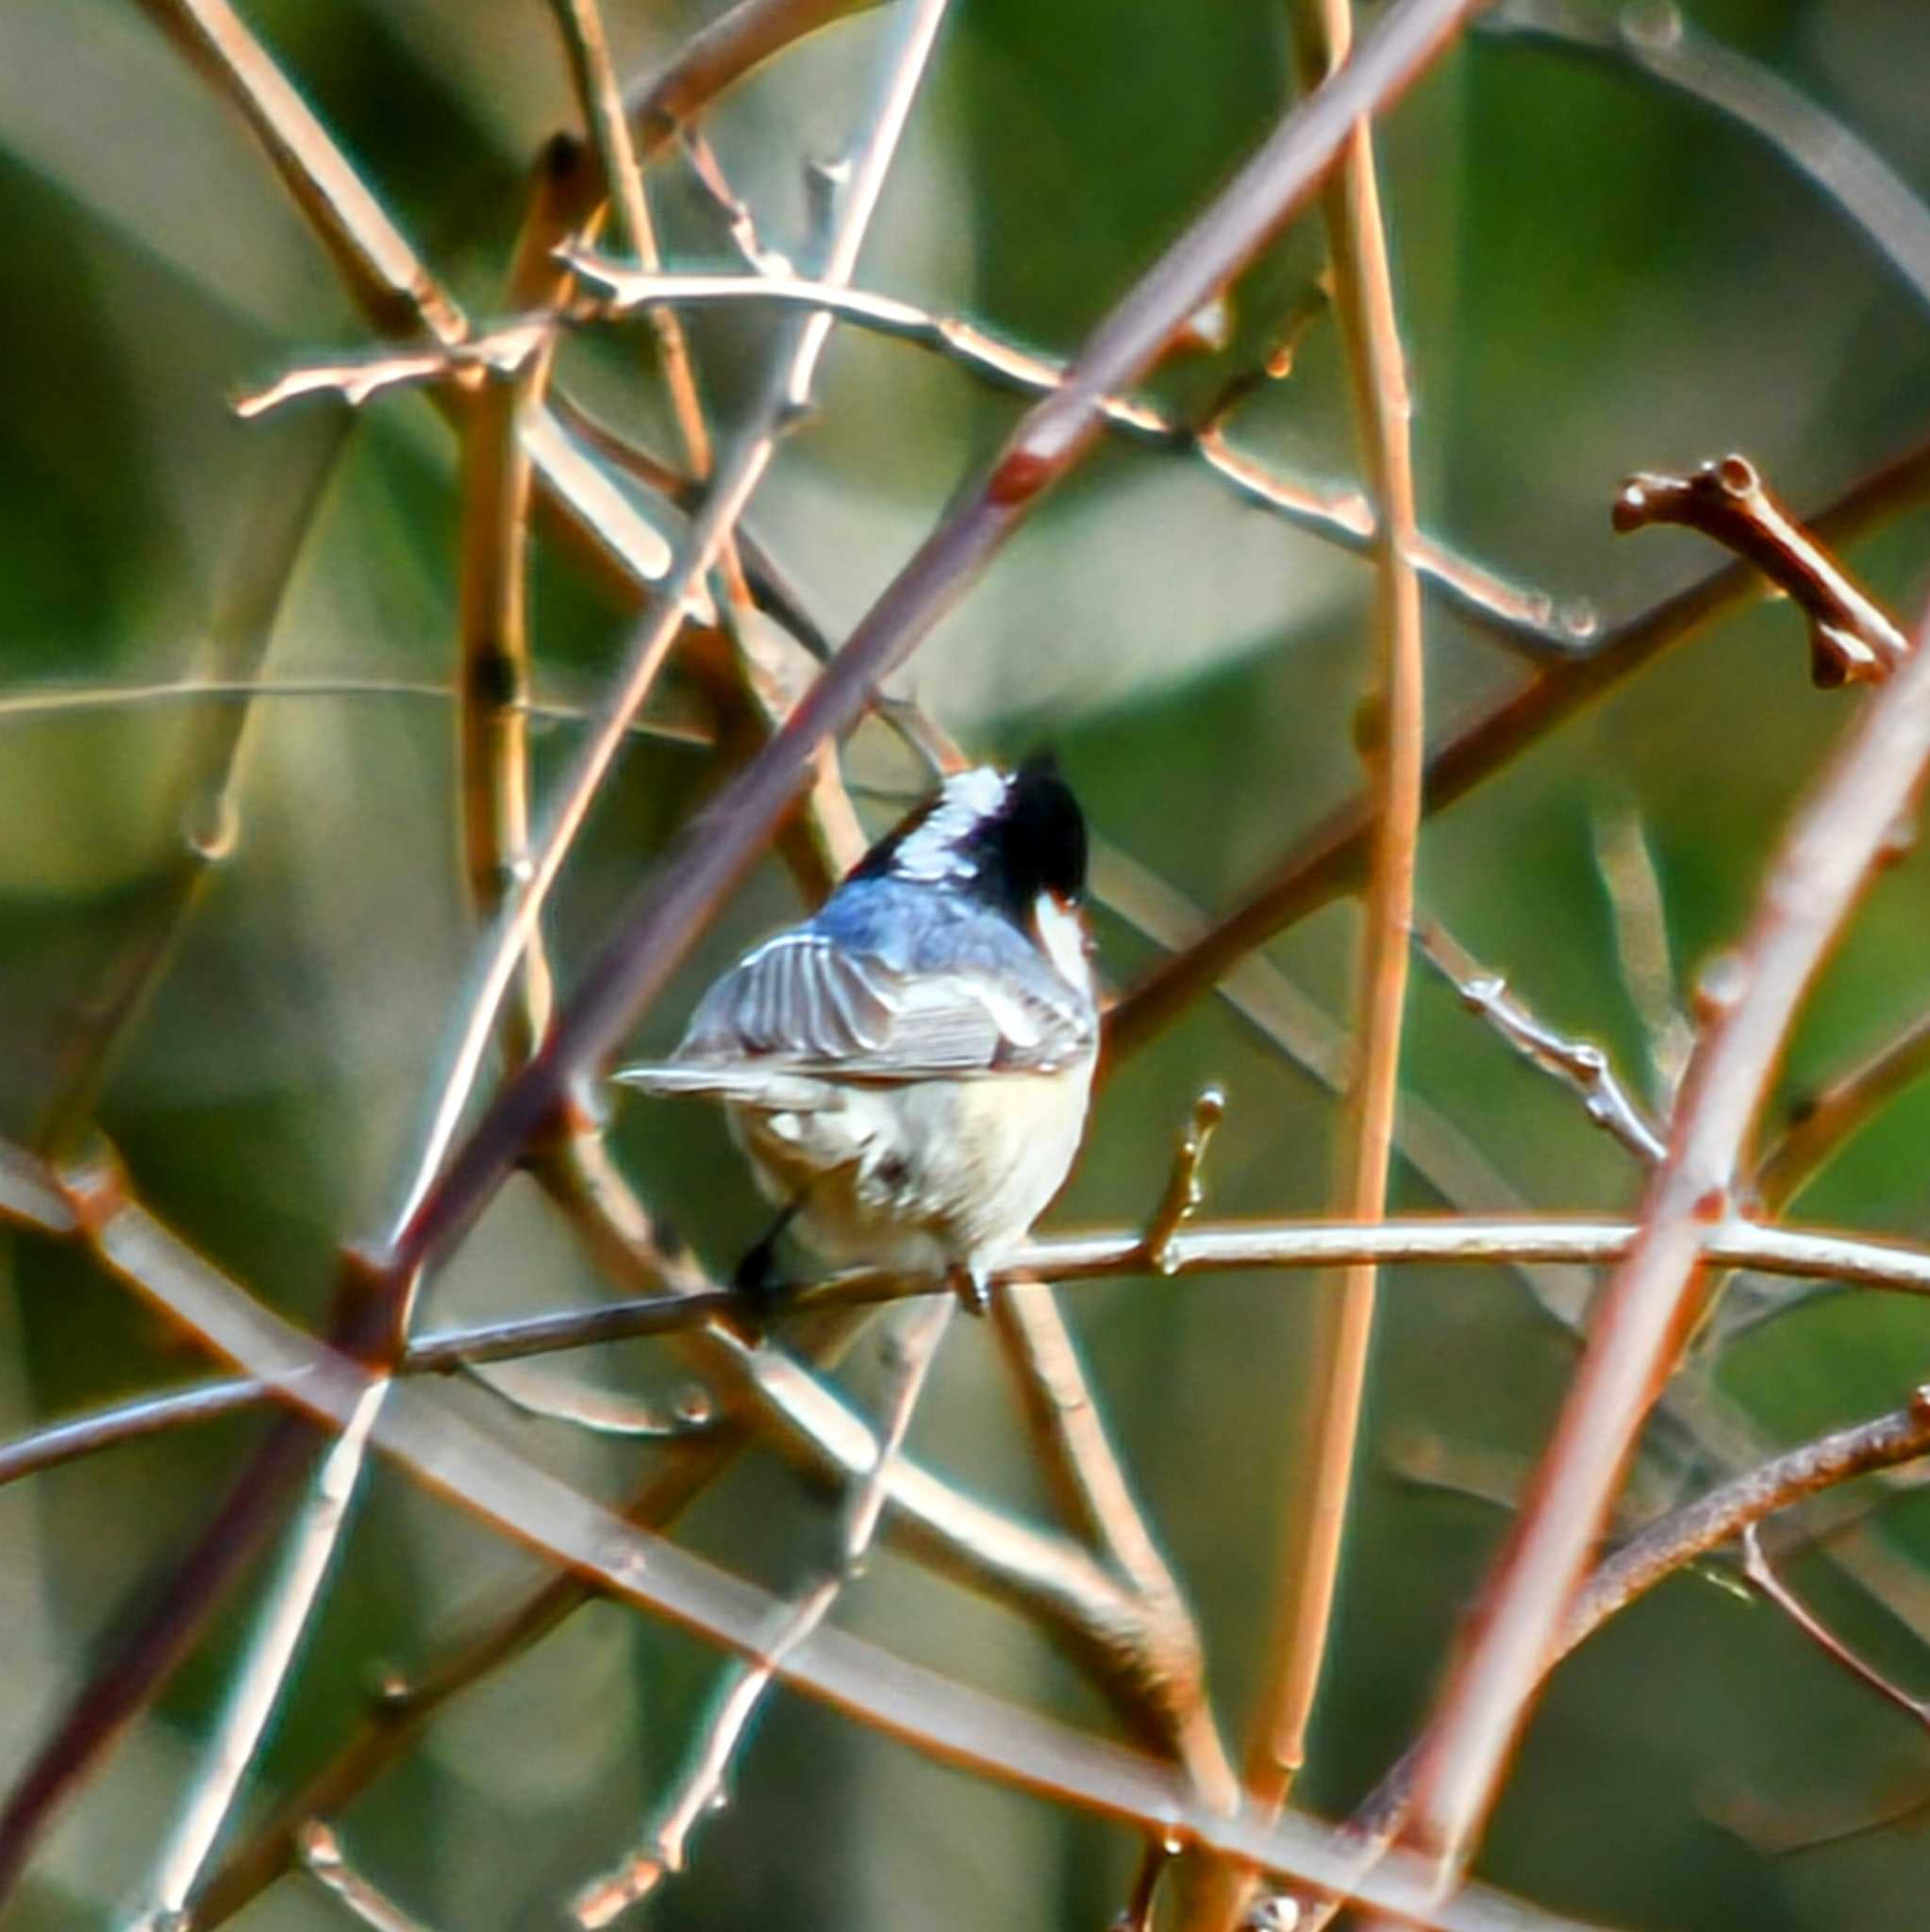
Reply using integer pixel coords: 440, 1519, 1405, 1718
1417, 922, 1667, 1164
8, 1203, 1928, 1506
1395, 586, 1930, 1889
550, 0, 717, 491
1106, 430, 1930, 1060
1479, 0, 1930, 316
383, 0, 1490, 1292
1740, 1524, 1930, 1733
1614, 455, 1908, 687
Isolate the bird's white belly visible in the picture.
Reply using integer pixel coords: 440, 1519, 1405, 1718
726, 1052, 1095, 1276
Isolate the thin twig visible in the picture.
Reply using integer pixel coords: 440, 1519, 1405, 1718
1395, 585, 1930, 1888
17, 1209, 1930, 1493
990, 1281, 1239, 1790
300, 1822, 434, 1932
1739, 1524, 1930, 1732
1756, 1006, 1930, 1208
1416, 922, 1667, 1164
1614, 454, 1908, 686
1106, 431, 1930, 1061
550, 0, 717, 491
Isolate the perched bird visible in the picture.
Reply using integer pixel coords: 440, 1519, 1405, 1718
616, 758, 1098, 1313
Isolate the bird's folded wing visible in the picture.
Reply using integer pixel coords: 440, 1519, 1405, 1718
654, 931, 1090, 1081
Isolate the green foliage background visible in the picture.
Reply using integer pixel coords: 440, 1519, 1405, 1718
5, 0, 1930, 1926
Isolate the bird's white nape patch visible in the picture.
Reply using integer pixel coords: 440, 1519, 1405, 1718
1034, 891, 1091, 994
891, 766, 1010, 882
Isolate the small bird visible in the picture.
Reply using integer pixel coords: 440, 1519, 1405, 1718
616, 758, 1098, 1314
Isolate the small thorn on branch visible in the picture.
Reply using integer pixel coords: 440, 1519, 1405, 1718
1613, 454, 1909, 688
1145, 1086, 1226, 1274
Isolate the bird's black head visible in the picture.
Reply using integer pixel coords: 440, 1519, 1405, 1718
989, 754, 1087, 910
853, 755, 1088, 927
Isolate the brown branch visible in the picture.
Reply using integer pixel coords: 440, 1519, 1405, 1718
1756, 1006, 1930, 1208
990, 1281, 1239, 1803
1740, 1524, 1930, 1733
1394, 584, 1930, 1887
382, 0, 1490, 1292
1106, 430, 1930, 1061
136, 0, 683, 595
1221, 11, 1430, 1914
624, 0, 885, 155
1613, 454, 1908, 687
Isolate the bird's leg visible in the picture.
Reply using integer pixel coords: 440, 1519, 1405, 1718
949, 1262, 991, 1318
733, 1202, 799, 1315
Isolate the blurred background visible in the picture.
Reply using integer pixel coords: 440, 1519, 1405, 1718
6, 0, 1930, 1925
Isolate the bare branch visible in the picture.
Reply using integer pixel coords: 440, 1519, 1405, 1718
1416, 922, 1667, 1164
1740, 1524, 1930, 1732
1614, 454, 1908, 687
